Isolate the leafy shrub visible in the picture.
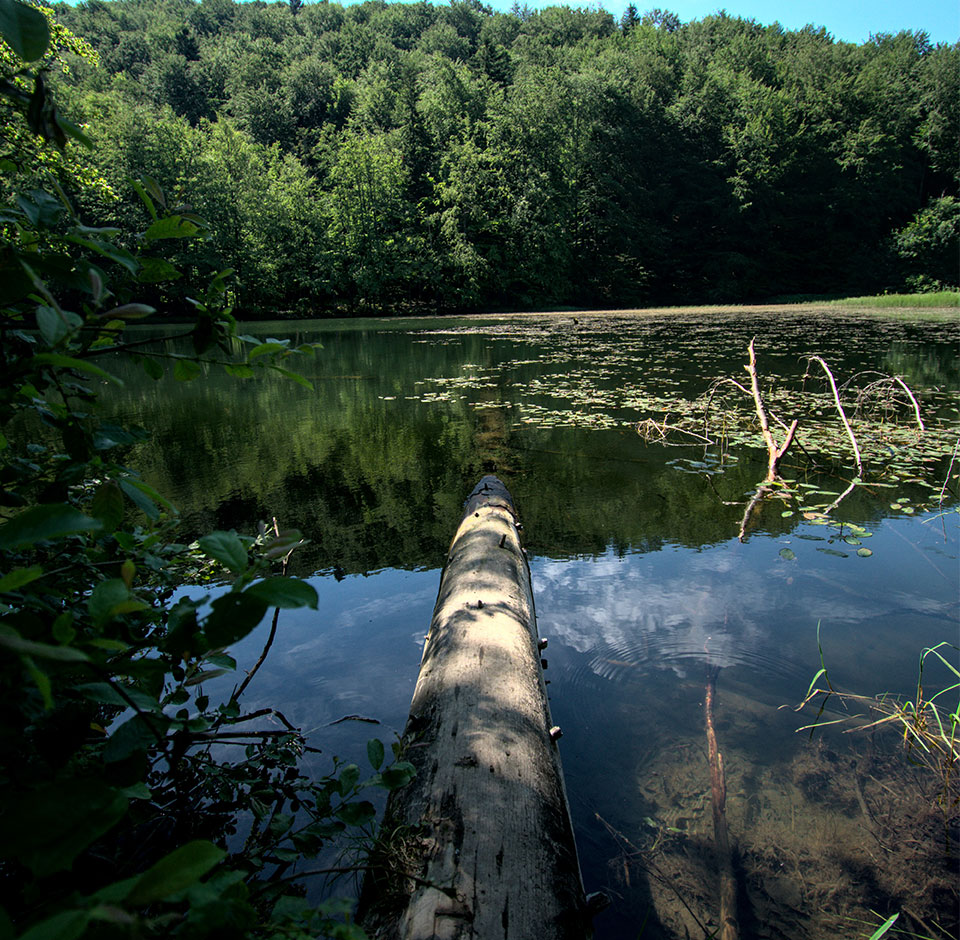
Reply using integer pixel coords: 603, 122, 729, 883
0, 4, 412, 937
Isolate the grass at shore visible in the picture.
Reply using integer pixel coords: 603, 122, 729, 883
830, 291, 959, 308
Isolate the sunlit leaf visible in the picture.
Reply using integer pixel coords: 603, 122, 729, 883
198, 531, 247, 573
143, 215, 200, 242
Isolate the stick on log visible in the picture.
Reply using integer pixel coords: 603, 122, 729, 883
359, 476, 588, 940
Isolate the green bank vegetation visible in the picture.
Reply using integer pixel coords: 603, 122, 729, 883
2, 0, 957, 315
0, 5, 414, 939
831, 291, 960, 309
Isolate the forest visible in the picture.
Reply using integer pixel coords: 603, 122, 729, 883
6, 0, 960, 315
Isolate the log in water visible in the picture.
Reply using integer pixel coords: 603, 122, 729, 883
359, 475, 588, 939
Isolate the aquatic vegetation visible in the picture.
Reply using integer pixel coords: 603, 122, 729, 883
799, 639, 960, 816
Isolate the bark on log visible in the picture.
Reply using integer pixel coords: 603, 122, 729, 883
358, 476, 587, 940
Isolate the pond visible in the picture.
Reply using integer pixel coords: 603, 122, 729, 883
107, 308, 959, 940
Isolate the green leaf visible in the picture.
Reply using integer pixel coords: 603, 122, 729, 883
143, 215, 200, 242
103, 714, 167, 763
0, 0, 50, 60
203, 593, 268, 649
88, 579, 148, 627
64, 236, 138, 274
36, 306, 82, 347
0, 504, 102, 549
18, 910, 90, 940
55, 115, 92, 149
118, 477, 171, 520
244, 577, 318, 610
137, 257, 181, 283
173, 358, 202, 382
125, 841, 226, 906
183, 668, 228, 686
856, 547, 874, 557
248, 342, 290, 361
367, 738, 384, 771
205, 653, 236, 669
141, 358, 164, 380
269, 366, 313, 390
0, 779, 128, 876
199, 531, 248, 574
0, 565, 44, 593
338, 764, 360, 794
101, 303, 155, 319
130, 178, 157, 221
33, 353, 122, 385
335, 800, 376, 826
778, 548, 796, 561
378, 762, 416, 791
867, 914, 899, 940
223, 363, 255, 379
91, 481, 124, 531
0, 626, 89, 662
121, 782, 152, 800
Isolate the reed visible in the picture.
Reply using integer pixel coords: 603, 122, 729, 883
798, 635, 959, 812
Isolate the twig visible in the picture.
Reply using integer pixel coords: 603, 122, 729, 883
738, 484, 772, 543
892, 377, 925, 432
745, 338, 798, 482
822, 479, 859, 515
232, 518, 287, 704
807, 356, 863, 478
595, 814, 713, 937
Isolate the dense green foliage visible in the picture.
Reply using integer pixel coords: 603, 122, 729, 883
0, 5, 413, 938
27, 0, 960, 315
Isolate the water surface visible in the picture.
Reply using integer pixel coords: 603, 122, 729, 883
108, 309, 960, 939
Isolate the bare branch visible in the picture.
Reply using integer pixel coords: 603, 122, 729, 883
807, 355, 863, 478
893, 376, 925, 432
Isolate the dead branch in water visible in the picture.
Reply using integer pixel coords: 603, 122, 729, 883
745, 337, 799, 483
705, 667, 739, 940
805, 355, 863, 478
636, 416, 715, 445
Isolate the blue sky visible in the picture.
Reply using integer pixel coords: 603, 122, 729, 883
489, 0, 959, 45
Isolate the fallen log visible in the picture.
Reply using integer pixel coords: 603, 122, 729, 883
358, 475, 588, 939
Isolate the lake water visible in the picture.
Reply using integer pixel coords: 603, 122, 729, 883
109, 308, 959, 939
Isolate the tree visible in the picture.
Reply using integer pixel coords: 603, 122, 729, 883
893, 196, 960, 290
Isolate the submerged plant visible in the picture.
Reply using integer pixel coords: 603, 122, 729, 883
798, 636, 960, 817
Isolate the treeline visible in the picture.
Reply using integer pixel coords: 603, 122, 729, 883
34, 0, 960, 313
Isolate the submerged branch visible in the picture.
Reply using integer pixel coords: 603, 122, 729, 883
705, 668, 739, 940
